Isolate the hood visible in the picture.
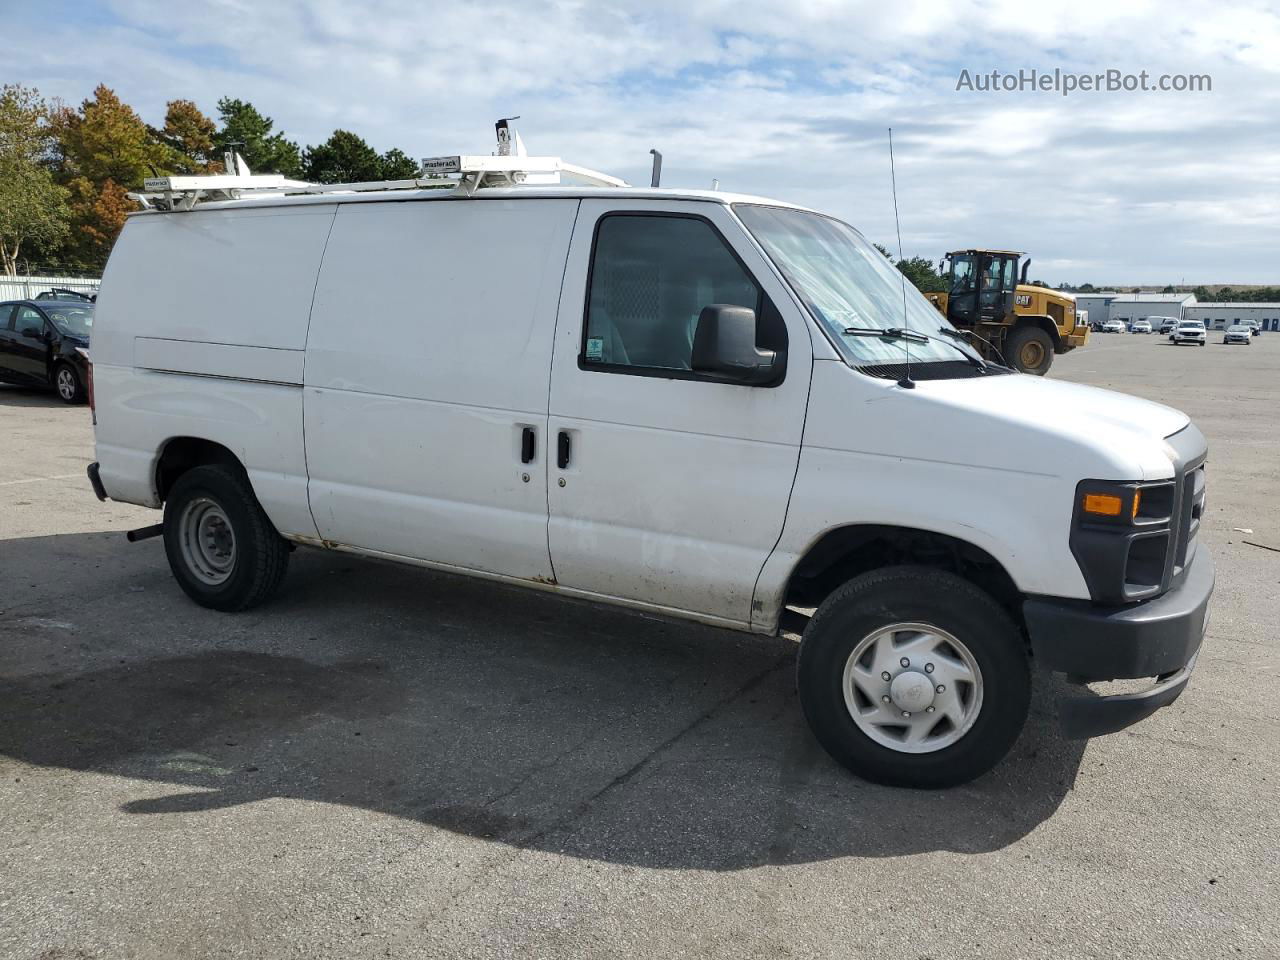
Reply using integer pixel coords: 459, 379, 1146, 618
1022, 284, 1072, 302
910, 372, 1190, 481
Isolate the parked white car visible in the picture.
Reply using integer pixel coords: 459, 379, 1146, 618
1130, 319, 1152, 334
1102, 319, 1126, 333
1171, 321, 1207, 346
1223, 324, 1252, 345
84, 130, 1213, 789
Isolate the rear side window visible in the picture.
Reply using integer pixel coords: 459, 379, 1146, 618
582, 214, 761, 374
0, 303, 14, 330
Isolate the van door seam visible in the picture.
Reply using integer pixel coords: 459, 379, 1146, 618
749, 351, 815, 632
300, 205, 340, 541
542, 199, 583, 584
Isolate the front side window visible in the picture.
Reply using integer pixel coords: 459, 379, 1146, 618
14, 306, 44, 335
583, 214, 760, 373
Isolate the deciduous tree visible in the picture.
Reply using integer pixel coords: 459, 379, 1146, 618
154, 99, 221, 174
0, 85, 69, 276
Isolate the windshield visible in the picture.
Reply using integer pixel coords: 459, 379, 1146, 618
42, 304, 93, 338
734, 204, 980, 366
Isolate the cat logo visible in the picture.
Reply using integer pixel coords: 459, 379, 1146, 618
1015, 293, 1031, 307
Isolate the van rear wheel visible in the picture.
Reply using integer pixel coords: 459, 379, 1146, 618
163, 464, 290, 611
796, 566, 1030, 789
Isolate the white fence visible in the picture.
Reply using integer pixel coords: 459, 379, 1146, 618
0, 274, 101, 301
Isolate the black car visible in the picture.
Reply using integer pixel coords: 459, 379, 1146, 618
0, 299, 93, 403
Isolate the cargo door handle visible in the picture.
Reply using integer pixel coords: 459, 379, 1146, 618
557, 431, 571, 469
521, 427, 536, 464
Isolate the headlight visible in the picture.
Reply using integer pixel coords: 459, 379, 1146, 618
1071, 479, 1176, 603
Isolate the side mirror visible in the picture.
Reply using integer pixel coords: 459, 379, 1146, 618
691, 304, 778, 385
21, 326, 44, 340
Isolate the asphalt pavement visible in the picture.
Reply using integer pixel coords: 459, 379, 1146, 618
1, 329, 1276, 959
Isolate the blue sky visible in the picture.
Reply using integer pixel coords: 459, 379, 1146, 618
10, 0, 1280, 284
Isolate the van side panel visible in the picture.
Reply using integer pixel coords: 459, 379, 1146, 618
91, 206, 337, 539
303, 198, 578, 580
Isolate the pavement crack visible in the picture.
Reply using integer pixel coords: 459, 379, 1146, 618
520, 651, 796, 847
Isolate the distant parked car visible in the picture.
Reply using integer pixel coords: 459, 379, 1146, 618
1155, 317, 1179, 334
1223, 324, 1252, 345
0, 299, 94, 402
1243, 319, 1261, 337
1102, 319, 1126, 333
1130, 319, 1152, 334
35, 287, 96, 303
1171, 320, 1207, 346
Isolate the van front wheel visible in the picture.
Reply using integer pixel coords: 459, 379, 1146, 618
797, 566, 1030, 789
163, 464, 290, 611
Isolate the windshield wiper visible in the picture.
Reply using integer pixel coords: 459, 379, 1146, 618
842, 324, 990, 373
842, 325, 928, 343
934, 327, 993, 372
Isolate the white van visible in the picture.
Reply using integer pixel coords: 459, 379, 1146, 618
85, 137, 1213, 788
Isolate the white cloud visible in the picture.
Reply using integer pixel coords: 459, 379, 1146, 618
8, 0, 1280, 282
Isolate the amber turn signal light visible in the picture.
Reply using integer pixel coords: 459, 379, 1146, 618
1082, 493, 1123, 517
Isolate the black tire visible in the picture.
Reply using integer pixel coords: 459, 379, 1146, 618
53, 363, 84, 404
1004, 325, 1054, 375
796, 566, 1030, 789
162, 464, 290, 611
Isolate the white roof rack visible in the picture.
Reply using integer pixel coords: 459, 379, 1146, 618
130, 118, 628, 211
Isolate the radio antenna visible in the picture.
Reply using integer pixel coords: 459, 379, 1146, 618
889, 127, 914, 389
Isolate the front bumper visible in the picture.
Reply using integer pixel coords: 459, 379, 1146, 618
1023, 548, 1214, 738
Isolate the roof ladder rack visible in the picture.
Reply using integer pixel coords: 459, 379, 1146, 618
129, 119, 627, 211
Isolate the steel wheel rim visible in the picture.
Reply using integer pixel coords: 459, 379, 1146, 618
842, 621, 984, 754
56, 368, 75, 399
1019, 340, 1045, 369
178, 496, 236, 585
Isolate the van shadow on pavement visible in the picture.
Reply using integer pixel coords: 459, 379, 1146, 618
0, 531, 1089, 871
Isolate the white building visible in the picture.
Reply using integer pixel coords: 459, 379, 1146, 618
1185, 302, 1280, 331
1075, 292, 1197, 328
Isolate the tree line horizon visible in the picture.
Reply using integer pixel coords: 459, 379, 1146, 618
3, 81, 1277, 301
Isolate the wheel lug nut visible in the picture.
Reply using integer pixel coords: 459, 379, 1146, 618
926, 706, 935, 713
900, 657, 910, 668
901, 711, 910, 718
882, 695, 891, 703
936, 684, 945, 693
925, 663, 934, 673
881, 671, 892, 682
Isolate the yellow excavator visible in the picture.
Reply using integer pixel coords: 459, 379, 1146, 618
924, 249, 1088, 375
